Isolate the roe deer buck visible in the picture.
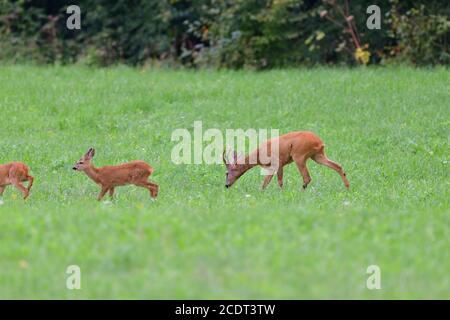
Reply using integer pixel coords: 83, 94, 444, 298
73, 148, 159, 201
0, 162, 34, 200
223, 131, 349, 191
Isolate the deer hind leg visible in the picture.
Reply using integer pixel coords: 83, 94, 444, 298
25, 175, 34, 192
147, 181, 159, 198
8, 166, 29, 199
0, 186, 5, 196
135, 181, 158, 198
293, 157, 311, 191
133, 171, 158, 198
312, 152, 349, 189
261, 174, 274, 190
11, 180, 29, 200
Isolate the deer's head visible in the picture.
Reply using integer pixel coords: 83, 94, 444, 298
223, 150, 243, 188
73, 148, 95, 171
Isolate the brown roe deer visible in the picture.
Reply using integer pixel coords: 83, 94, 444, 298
73, 148, 159, 201
0, 162, 34, 200
223, 131, 349, 190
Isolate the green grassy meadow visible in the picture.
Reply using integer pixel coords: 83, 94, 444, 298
0, 65, 448, 299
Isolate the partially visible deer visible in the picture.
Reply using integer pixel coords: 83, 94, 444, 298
0, 162, 34, 200
73, 148, 159, 201
223, 131, 349, 191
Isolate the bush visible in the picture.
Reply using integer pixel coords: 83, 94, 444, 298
386, 1, 450, 65
0, 0, 46, 62
0, 0, 448, 67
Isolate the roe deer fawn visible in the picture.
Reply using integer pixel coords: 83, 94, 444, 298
73, 148, 159, 201
0, 162, 34, 200
223, 131, 349, 191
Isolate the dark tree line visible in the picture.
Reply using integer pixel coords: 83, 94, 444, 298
0, 0, 448, 68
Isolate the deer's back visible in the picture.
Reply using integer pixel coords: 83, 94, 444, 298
282, 131, 324, 157
98, 161, 153, 185
262, 131, 324, 163
250, 131, 324, 167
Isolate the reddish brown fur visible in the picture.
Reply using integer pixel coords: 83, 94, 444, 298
224, 131, 349, 190
73, 148, 158, 201
0, 162, 34, 199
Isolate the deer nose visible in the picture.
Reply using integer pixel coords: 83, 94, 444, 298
225, 185, 229, 188
72, 167, 77, 170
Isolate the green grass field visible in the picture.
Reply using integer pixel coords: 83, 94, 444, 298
0, 65, 448, 299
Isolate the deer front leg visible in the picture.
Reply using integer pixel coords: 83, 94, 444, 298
97, 186, 109, 201
109, 187, 115, 199
0, 186, 5, 196
277, 167, 284, 188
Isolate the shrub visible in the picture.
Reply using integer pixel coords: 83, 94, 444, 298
385, 1, 450, 65
0, 0, 448, 67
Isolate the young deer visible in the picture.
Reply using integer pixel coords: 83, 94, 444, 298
0, 162, 34, 200
223, 131, 349, 191
73, 148, 159, 201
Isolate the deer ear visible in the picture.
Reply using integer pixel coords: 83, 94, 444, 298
85, 147, 95, 159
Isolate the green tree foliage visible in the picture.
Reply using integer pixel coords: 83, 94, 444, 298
0, 0, 448, 67
386, 0, 449, 65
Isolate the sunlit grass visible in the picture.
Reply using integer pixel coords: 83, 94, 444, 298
0, 65, 448, 299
